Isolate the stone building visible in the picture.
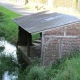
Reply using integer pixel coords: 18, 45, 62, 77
13, 11, 80, 66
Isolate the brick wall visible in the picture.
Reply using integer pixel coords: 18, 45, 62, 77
41, 22, 80, 66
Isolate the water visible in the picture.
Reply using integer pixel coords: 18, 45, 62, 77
0, 37, 18, 80
2, 41, 17, 59
2, 71, 18, 80
0, 37, 17, 58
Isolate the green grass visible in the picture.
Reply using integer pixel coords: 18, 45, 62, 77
32, 33, 40, 42
0, 12, 5, 37
13, 51, 80, 80
53, 53, 80, 80
23, 52, 80, 80
0, 6, 20, 44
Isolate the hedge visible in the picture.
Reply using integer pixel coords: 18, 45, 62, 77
53, 0, 78, 10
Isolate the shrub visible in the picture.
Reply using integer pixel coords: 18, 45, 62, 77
26, 66, 46, 80
53, 66, 80, 80
53, 0, 77, 10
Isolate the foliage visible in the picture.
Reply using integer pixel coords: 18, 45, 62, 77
0, 53, 18, 79
53, 53, 80, 80
1, 51, 80, 80
53, 0, 78, 10
32, 33, 40, 42
0, 47, 5, 52
0, 12, 4, 22
26, 66, 46, 80
15, 51, 80, 80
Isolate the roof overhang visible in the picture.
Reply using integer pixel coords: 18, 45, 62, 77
13, 11, 80, 33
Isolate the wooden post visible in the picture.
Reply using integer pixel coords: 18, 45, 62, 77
27, 33, 32, 57
59, 38, 62, 59
17, 26, 28, 46
41, 32, 45, 66
40, 32, 42, 39
64, 27, 66, 36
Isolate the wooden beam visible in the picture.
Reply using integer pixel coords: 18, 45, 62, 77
59, 38, 62, 59
45, 35, 78, 38
27, 33, 32, 57
17, 26, 28, 46
64, 27, 66, 36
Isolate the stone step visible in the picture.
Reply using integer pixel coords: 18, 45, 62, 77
33, 42, 41, 46
34, 40, 41, 43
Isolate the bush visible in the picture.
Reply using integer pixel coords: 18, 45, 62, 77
53, 0, 77, 10
52, 53, 80, 80
53, 65, 80, 80
26, 66, 46, 80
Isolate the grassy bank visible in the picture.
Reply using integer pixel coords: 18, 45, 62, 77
17, 52, 80, 80
0, 6, 20, 44
0, 51, 80, 80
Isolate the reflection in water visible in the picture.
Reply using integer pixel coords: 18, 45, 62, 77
1, 41, 17, 59
0, 38, 18, 80
2, 71, 18, 80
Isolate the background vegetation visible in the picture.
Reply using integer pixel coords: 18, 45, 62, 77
27, 0, 78, 9
53, 0, 78, 10
28, 0, 47, 4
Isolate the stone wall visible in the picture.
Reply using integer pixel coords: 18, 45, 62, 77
41, 22, 80, 66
